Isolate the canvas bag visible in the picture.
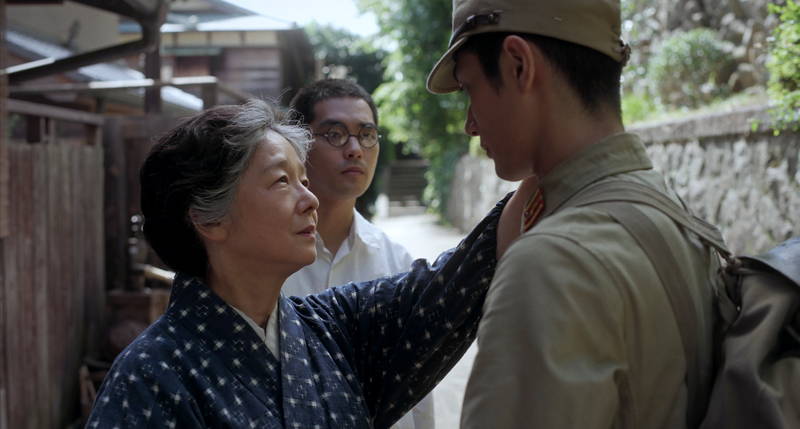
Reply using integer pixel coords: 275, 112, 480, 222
569, 180, 800, 429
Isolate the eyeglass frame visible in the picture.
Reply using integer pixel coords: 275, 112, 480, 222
311, 122, 381, 149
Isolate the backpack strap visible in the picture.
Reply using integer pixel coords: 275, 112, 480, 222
566, 180, 726, 429
567, 180, 730, 259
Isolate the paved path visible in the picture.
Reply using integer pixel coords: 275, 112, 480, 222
373, 213, 476, 429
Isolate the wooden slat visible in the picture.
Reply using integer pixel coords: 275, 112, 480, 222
103, 118, 128, 290
32, 145, 51, 429
6, 147, 18, 429
6, 145, 37, 428
5, 147, 19, 428
52, 143, 70, 425
46, 143, 62, 426
19, 147, 37, 429
0, 0, 7, 413
0, 238, 6, 429
0, 0, 9, 239
86, 144, 105, 358
65, 145, 84, 420
7, 99, 104, 127
0, 2, 8, 412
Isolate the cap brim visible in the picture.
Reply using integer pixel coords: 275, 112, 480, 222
426, 37, 469, 94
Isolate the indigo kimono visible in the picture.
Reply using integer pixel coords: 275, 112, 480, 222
86, 198, 505, 428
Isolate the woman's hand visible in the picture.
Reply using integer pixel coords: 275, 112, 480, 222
497, 176, 539, 259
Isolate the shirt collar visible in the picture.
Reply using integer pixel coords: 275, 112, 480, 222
314, 209, 382, 259
539, 133, 653, 217
350, 209, 383, 249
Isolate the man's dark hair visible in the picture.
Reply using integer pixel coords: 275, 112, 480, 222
290, 78, 379, 126
457, 32, 623, 117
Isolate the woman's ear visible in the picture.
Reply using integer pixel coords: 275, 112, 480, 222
501, 35, 537, 92
190, 210, 228, 242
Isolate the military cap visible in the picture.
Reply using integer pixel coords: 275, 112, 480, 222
427, 0, 631, 93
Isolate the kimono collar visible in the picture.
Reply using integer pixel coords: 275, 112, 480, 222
167, 274, 285, 417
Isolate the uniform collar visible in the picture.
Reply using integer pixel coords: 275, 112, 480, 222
539, 133, 653, 217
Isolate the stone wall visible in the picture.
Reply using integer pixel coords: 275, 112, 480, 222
446, 106, 800, 255
446, 155, 516, 235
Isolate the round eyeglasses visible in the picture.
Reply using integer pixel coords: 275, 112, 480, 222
313, 124, 380, 148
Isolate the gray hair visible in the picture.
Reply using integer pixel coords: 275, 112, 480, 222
189, 99, 312, 226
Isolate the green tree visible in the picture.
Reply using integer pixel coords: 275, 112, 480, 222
358, 0, 469, 214
768, 0, 800, 132
304, 23, 387, 93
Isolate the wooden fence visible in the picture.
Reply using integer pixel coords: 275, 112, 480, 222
103, 115, 178, 291
0, 100, 105, 429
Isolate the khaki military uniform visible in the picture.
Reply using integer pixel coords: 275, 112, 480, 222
462, 133, 717, 429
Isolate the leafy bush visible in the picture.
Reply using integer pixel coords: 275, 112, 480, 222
767, 0, 800, 132
622, 93, 658, 124
646, 29, 734, 108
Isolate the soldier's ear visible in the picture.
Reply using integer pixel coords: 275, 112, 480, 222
501, 35, 537, 92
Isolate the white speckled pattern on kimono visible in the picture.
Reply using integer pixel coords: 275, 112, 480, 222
86, 197, 507, 429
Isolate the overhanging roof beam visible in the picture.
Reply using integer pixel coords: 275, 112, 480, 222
3, 0, 168, 84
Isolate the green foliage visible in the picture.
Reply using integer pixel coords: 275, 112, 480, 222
622, 93, 658, 124
358, 0, 469, 214
620, 0, 660, 95
646, 29, 734, 108
304, 23, 387, 93
767, 0, 800, 132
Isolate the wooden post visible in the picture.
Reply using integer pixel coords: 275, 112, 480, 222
144, 46, 162, 114
25, 116, 42, 143
0, 0, 8, 239
0, 0, 9, 426
103, 117, 129, 291
201, 83, 218, 109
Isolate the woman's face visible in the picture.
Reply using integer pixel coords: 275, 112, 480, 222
218, 130, 319, 274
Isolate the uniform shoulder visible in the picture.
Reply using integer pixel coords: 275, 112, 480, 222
495, 206, 639, 298
510, 206, 630, 257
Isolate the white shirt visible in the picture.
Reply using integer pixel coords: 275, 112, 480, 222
283, 210, 416, 295
282, 210, 435, 429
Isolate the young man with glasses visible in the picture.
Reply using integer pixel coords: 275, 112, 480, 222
285, 79, 434, 429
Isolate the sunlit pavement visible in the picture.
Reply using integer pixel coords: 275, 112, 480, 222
373, 212, 476, 429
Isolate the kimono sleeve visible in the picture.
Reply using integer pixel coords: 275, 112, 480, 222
305, 194, 510, 428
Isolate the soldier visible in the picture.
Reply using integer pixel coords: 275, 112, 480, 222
427, 1, 718, 428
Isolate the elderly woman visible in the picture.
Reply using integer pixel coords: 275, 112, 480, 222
86, 99, 520, 428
